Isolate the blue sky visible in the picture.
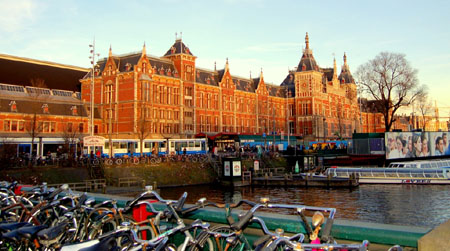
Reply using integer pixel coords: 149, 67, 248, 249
1, 0, 450, 117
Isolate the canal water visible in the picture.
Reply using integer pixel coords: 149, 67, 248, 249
153, 184, 450, 228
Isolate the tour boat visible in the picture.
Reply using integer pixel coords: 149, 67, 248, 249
325, 159, 450, 184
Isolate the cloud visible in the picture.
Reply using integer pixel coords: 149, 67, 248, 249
0, 0, 38, 32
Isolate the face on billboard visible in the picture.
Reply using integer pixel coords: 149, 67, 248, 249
385, 132, 441, 159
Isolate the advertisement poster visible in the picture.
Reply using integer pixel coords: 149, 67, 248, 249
232, 161, 241, 176
254, 160, 259, 171
385, 131, 450, 159
224, 161, 230, 176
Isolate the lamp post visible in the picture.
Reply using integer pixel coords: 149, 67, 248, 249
88, 39, 100, 155
357, 83, 363, 133
286, 87, 290, 148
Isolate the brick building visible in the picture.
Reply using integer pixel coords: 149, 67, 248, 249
81, 33, 370, 143
0, 54, 101, 157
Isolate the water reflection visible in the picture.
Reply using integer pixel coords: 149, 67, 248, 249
154, 184, 450, 228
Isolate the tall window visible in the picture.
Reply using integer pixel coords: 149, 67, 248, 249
105, 84, 114, 104
142, 82, 150, 102
213, 94, 218, 109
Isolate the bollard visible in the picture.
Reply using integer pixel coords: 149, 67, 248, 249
153, 181, 157, 190
141, 179, 146, 188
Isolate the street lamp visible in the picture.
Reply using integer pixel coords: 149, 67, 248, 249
88, 39, 100, 155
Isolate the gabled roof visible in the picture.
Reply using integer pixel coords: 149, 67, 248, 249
266, 84, 287, 98
233, 78, 254, 92
149, 57, 178, 77
164, 39, 194, 57
196, 68, 219, 86
0, 54, 88, 92
85, 53, 179, 79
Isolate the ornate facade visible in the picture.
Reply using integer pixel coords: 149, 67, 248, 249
80, 33, 370, 141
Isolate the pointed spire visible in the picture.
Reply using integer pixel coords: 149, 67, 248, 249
260, 67, 264, 79
343, 52, 347, 65
109, 45, 112, 57
334, 57, 337, 71
250, 70, 252, 79
225, 58, 229, 71
305, 32, 309, 49
214, 61, 216, 71
142, 42, 147, 55
333, 56, 337, 79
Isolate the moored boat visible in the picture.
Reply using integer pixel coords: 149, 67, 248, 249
326, 159, 450, 184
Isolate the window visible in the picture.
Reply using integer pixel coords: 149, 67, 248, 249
4, 120, 10, 131
213, 94, 218, 109
79, 123, 84, 133
11, 121, 17, 131
67, 122, 73, 132
51, 122, 56, 132
94, 125, 98, 134
18, 121, 24, 132
142, 82, 150, 102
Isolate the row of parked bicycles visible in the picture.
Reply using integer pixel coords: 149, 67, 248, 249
0, 181, 402, 250
102, 153, 210, 166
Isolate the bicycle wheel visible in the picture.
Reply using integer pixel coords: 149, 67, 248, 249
115, 159, 123, 165
88, 214, 141, 240
105, 159, 113, 166
190, 226, 245, 251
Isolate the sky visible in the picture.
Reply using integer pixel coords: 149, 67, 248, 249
1, 0, 450, 117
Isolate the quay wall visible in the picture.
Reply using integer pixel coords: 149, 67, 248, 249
90, 192, 431, 248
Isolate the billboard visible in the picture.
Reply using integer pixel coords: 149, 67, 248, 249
385, 131, 450, 159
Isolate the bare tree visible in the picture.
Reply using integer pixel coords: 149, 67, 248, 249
415, 95, 433, 131
356, 52, 427, 132
135, 115, 152, 157
25, 78, 48, 166
62, 123, 80, 165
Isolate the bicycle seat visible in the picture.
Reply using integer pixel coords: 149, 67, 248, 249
2, 229, 22, 242
0, 222, 32, 232
18, 225, 47, 240
37, 222, 68, 240
80, 235, 118, 251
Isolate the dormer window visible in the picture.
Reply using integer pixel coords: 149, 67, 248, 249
206, 77, 211, 84
71, 105, 78, 116
166, 68, 172, 77
125, 63, 132, 71
174, 69, 179, 78
196, 71, 200, 79
9, 101, 17, 112
42, 104, 49, 114
159, 67, 165, 75
95, 68, 100, 76
171, 46, 176, 54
